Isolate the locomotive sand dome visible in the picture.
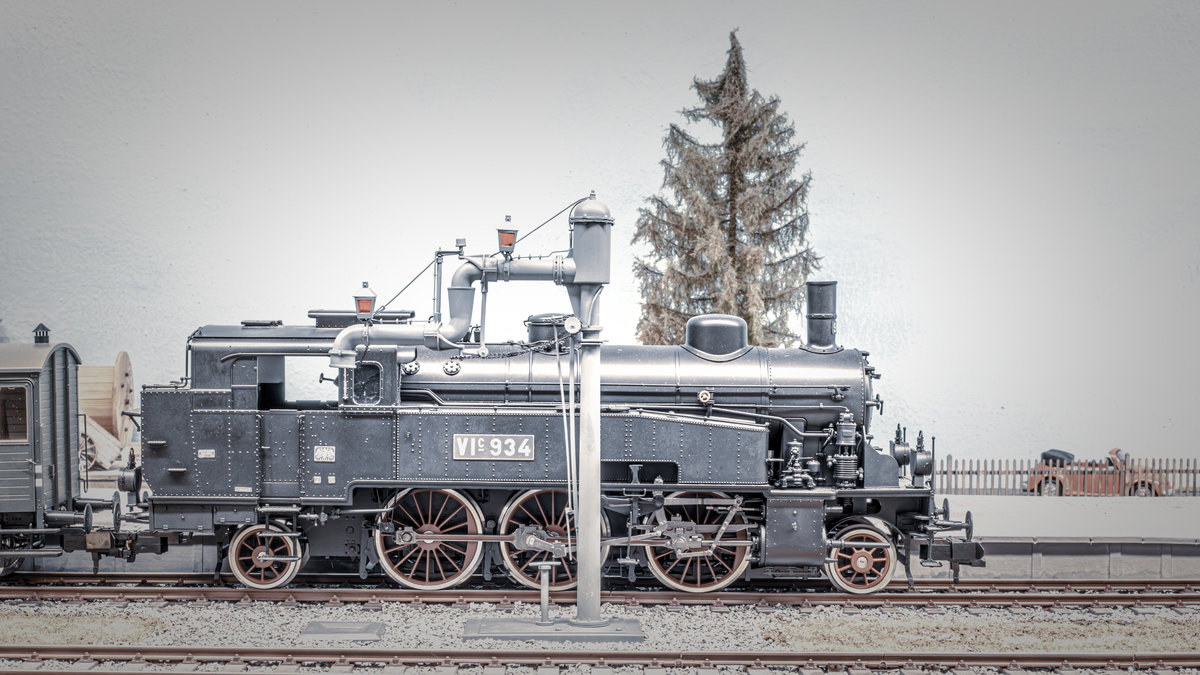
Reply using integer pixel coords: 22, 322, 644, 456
0, 195, 983, 593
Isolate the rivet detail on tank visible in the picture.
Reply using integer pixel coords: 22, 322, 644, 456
443, 361, 461, 376
401, 361, 420, 376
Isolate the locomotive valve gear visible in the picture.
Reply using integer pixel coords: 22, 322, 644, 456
703, 497, 743, 556
509, 525, 569, 558
497, 488, 610, 591
643, 491, 752, 593
373, 488, 486, 591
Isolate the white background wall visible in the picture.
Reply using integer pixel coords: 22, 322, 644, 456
2, 2, 1197, 460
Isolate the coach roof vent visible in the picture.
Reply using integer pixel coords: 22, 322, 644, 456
683, 314, 751, 362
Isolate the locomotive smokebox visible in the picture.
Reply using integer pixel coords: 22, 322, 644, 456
568, 196, 612, 285
805, 281, 838, 352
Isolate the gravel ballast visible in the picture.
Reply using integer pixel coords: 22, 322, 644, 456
0, 599, 1197, 654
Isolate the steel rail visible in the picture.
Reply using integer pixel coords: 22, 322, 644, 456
9, 571, 1200, 593
2, 645, 1199, 671
2, 585, 1198, 609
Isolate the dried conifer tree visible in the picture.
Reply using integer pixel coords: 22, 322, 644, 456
633, 32, 819, 347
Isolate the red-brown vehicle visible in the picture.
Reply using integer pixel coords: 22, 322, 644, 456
1029, 448, 1170, 497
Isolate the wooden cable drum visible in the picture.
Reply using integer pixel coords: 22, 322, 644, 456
78, 351, 135, 446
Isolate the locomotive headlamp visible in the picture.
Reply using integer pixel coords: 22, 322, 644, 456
354, 282, 376, 322
497, 227, 518, 258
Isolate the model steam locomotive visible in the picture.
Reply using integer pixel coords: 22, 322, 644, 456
0, 196, 983, 593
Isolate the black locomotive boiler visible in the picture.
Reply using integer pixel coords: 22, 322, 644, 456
0, 196, 983, 593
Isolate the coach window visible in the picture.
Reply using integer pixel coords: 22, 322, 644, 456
352, 363, 381, 405
0, 385, 29, 441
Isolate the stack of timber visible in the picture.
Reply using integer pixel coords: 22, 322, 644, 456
78, 352, 136, 469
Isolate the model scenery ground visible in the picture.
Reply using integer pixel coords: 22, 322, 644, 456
0, 600, 1196, 653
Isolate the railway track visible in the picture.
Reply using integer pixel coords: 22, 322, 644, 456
1, 645, 1198, 673
11, 571, 1200, 593
3, 574, 1199, 610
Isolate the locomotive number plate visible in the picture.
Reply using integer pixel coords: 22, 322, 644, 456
453, 434, 535, 461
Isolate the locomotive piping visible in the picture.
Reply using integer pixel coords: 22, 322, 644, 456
330, 196, 611, 367
329, 256, 578, 366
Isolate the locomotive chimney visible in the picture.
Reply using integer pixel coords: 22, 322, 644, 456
805, 281, 838, 353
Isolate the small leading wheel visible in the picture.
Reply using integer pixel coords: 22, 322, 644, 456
824, 525, 897, 594
497, 489, 609, 590
227, 523, 304, 590
643, 491, 751, 593
374, 488, 485, 590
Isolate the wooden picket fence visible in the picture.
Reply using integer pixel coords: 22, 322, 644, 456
932, 455, 1200, 497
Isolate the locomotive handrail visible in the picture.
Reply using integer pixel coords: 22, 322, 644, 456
704, 405, 814, 438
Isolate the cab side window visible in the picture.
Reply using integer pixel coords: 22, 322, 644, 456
0, 386, 29, 441
352, 364, 381, 405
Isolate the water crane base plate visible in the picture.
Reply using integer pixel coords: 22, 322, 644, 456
299, 621, 386, 641
463, 617, 643, 642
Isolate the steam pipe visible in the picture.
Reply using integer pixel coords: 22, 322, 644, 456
329, 256, 576, 367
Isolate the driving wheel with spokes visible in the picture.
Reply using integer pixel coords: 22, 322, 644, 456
824, 525, 896, 594
643, 490, 751, 593
497, 488, 609, 590
374, 488, 485, 590
227, 523, 305, 590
